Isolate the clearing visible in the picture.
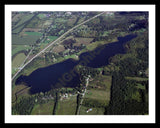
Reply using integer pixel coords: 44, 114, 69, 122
31, 100, 55, 115
56, 96, 77, 115
12, 52, 26, 69
80, 75, 112, 115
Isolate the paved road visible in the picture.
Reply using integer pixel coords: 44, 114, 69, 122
12, 11, 105, 81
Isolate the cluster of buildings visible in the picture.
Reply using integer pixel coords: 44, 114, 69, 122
60, 93, 76, 101
41, 94, 54, 101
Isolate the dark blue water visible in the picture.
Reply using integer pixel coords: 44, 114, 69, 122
15, 34, 137, 94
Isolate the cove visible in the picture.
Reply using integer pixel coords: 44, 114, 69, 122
15, 34, 137, 94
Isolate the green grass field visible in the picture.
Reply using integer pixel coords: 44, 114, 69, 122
85, 89, 110, 102
63, 54, 79, 60
12, 53, 26, 69
12, 14, 34, 30
56, 96, 77, 115
12, 34, 41, 45
79, 75, 112, 115
12, 14, 35, 34
31, 100, 55, 115
86, 38, 118, 51
43, 36, 58, 43
79, 106, 105, 115
12, 45, 31, 56
24, 32, 43, 36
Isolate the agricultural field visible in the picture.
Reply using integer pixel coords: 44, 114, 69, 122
31, 100, 55, 115
79, 106, 105, 115
12, 13, 35, 34
74, 37, 94, 46
80, 75, 112, 115
55, 96, 77, 115
12, 84, 31, 104
12, 52, 26, 75
12, 45, 31, 56
12, 34, 42, 45
52, 45, 65, 53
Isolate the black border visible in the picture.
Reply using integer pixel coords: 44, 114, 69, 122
2, 2, 158, 127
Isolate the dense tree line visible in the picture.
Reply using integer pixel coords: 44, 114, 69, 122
114, 57, 147, 77
52, 92, 59, 115
104, 72, 148, 115
75, 94, 83, 114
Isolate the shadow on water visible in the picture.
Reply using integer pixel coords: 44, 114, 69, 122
15, 34, 137, 94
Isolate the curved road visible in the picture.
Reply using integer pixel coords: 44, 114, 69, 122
12, 11, 105, 81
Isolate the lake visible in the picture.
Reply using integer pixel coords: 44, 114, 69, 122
15, 34, 137, 94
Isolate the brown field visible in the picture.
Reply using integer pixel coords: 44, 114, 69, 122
67, 16, 77, 27
52, 45, 65, 53
74, 38, 94, 46
12, 13, 23, 22
22, 28, 42, 32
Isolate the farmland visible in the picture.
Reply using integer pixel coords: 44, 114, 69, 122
12, 45, 31, 56
12, 34, 41, 45
12, 53, 26, 75
55, 96, 77, 115
31, 100, 55, 115
79, 75, 112, 115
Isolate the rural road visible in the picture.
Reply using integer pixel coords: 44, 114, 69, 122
12, 11, 106, 81
77, 77, 89, 115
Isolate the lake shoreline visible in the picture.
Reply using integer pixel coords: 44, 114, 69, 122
15, 34, 137, 94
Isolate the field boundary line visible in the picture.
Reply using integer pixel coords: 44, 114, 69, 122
12, 11, 105, 81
